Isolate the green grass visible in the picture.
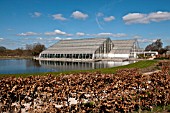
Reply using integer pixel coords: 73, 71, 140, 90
0, 60, 158, 77
92, 60, 158, 74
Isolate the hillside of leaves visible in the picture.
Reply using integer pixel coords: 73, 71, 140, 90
0, 61, 170, 112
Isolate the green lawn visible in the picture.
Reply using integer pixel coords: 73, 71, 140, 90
92, 60, 158, 74
0, 60, 158, 77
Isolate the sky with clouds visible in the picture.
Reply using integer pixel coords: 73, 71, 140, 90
0, 0, 170, 49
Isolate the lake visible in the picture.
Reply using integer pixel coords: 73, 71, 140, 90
0, 59, 134, 74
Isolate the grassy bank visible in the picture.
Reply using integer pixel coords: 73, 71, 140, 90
0, 60, 158, 77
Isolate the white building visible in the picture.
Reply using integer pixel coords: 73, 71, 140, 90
39, 38, 140, 60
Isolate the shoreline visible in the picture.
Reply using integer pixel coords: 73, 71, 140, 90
0, 56, 33, 59
33, 57, 144, 62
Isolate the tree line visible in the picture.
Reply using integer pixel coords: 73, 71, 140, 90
145, 39, 170, 54
0, 43, 45, 57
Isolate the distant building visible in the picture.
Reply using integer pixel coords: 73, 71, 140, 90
39, 37, 140, 60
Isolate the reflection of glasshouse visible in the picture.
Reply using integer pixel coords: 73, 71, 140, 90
39, 37, 139, 59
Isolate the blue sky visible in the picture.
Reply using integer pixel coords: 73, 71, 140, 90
0, 0, 170, 49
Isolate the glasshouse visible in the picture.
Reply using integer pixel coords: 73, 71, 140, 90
39, 37, 139, 60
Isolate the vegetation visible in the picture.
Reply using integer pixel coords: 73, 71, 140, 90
0, 61, 169, 112
145, 39, 169, 55
155, 55, 170, 60
145, 39, 163, 52
0, 43, 45, 57
165, 45, 170, 51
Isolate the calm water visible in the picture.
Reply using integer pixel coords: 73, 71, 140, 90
0, 59, 134, 74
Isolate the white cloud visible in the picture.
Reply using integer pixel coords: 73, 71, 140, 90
54, 30, 66, 35
133, 35, 142, 39
38, 37, 61, 42
112, 33, 127, 37
76, 32, 85, 36
97, 12, 104, 17
30, 12, 41, 17
44, 32, 56, 36
97, 33, 127, 37
65, 38, 72, 40
147, 11, 170, 22
0, 38, 4, 42
44, 29, 72, 36
54, 37, 62, 40
17, 32, 39, 36
123, 13, 148, 24
104, 16, 115, 22
123, 11, 170, 24
52, 14, 67, 21
36, 37, 43, 40
34, 12, 41, 17
21, 37, 63, 48
138, 39, 156, 43
71, 11, 88, 20
97, 33, 113, 37
66, 34, 73, 37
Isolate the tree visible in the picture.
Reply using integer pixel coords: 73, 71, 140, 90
165, 45, 170, 51
0, 46, 6, 52
25, 44, 33, 51
0, 46, 7, 56
15, 48, 24, 56
158, 48, 167, 55
145, 39, 163, 51
32, 43, 46, 56
25, 43, 46, 56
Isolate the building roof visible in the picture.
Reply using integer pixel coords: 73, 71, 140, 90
41, 38, 109, 54
110, 39, 137, 54
112, 40, 136, 47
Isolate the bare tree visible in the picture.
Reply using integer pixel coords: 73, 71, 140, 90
32, 43, 46, 56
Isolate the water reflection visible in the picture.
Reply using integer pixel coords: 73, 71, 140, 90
39, 60, 134, 72
0, 59, 135, 74
0, 59, 45, 74
26, 59, 41, 67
